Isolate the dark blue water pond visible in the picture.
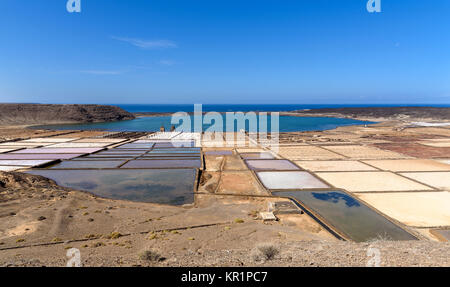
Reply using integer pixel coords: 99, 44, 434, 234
272, 190, 417, 242
25, 169, 197, 205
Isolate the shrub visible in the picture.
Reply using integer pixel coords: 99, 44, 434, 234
106, 232, 122, 239
252, 243, 280, 262
139, 250, 162, 262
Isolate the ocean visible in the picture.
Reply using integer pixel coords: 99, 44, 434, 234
116, 104, 450, 113
37, 104, 380, 132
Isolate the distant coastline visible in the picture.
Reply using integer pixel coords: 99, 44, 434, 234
131, 105, 450, 123
285, 106, 450, 122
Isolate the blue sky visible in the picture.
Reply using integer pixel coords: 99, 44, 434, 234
0, 0, 449, 104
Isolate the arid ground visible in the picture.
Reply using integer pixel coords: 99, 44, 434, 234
0, 109, 449, 267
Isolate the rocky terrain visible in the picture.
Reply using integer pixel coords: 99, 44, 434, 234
0, 104, 135, 125
289, 106, 450, 121
0, 171, 63, 198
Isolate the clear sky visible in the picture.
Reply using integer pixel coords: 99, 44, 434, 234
0, 0, 449, 104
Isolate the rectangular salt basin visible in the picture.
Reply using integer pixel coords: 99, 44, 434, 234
151, 147, 201, 152
95, 151, 145, 156
71, 157, 132, 161
141, 154, 201, 158
134, 140, 199, 145
49, 160, 125, 169
138, 156, 200, 160
357, 192, 450, 227
317, 172, 434, 192
132, 140, 158, 144
0, 166, 24, 171
322, 145, 407, 159
148, 149, 201, 154
13, 148, 104, 154
295, 160, 377, 172
0, 142, 43, 146
46, 143, 110, 148
202, 142, 227, 147
276, 146, 345, 160
236, 148, 265, 153
73, 139, 126, 143
0, 154, 83, 160
256, 171, 329, 190
0, 160, 56, 167
99, 149, 147, 153
363, 159, 450, 172
272, 190, 417, 242
154, 142, 194, 148
399, 172, 450, 190
246, 160, 300, 171
204, 151, 233, 156
121, 159, 202, 169
25, 169, 197, 205
240, 152, 275, 159
96, 152, 145, 156
116, 143, 154, 149
103, 149, 149, 152
84, 154, 136, 159
92, 155, 141, 159
0, 148, 19, 153
22, 138, 77, 143
0, 146, 43, 150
